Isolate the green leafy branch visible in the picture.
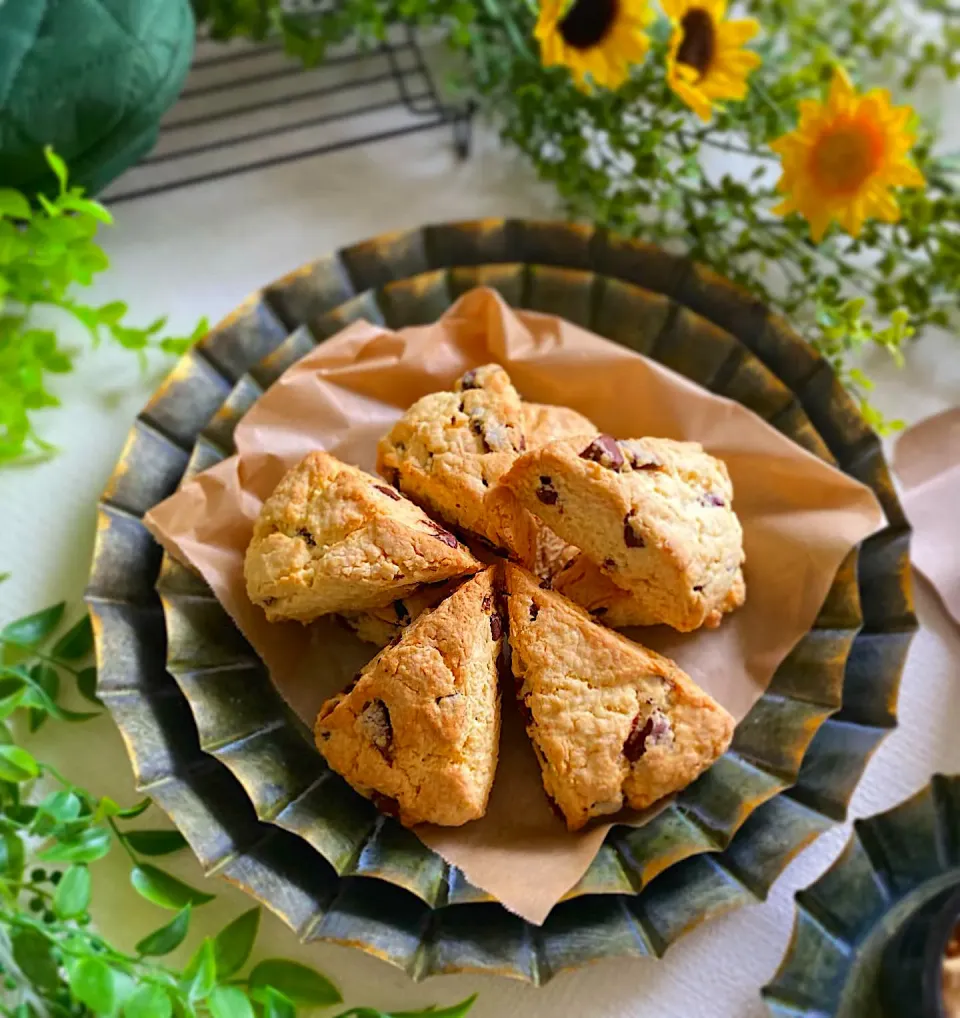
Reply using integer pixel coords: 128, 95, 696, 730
0, 601, 475, 1018
0, 148, 208, 466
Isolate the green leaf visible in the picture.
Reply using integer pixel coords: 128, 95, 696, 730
0, 688, 26, 720
135, 905, 191, 957
208, 987, 255, 1018
248, 960, 341, 1007
58, 193, 113, 224
39, 789, 83, 822
393, 996, 478, 1018
76, 666, 103, 705
123, 829, 187, 856
39, 826, 111, 863
125, 985, 173, 1018
0, 831, 24, 880
0, 189, 31, 220
28, 662, 59, 732
184, 939, 217, 1001
52, 614, 93, 659
257, 988, 295, 1018
0, 744, 39, 782
213, 907, 260, 978
131, 863, 215, 910
13, 927, 59, 989
44, 146, 69, 191
69, 957, 116, 1014
54, 864, 92, 918
97, 795, 150, 820
1, 602, 64, 646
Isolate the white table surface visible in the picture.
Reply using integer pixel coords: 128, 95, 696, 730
2, 78, 960, 1018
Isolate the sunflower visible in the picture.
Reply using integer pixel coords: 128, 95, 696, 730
771, 68, 925, 242
663, 0, 760, 122
535, 0, 653, 91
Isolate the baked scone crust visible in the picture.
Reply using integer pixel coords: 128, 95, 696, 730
315, 567, 503, 827
245, 451, 479, 622
502, 435, 745, 631
504, 563, 734, 830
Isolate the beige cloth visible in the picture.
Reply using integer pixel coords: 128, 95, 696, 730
894, 407, 960, 628
144, 288, 884, 924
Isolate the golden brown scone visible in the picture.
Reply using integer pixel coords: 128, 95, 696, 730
501, 435, 746, 632
554, 554, 746, 630
315, 568, 503, 827
340, 578, 465, 647
376, 364, 539, 564
244, 451, 479, 623
504, 564, 734, 831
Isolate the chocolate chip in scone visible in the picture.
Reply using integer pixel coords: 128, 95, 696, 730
539, 576, 553, 590
262, 596, 277, 606
693, 584, 705, 592
603, 558, 617, 570
580, 435, 625, 471
702, 492, 726, 507
490, 612, 503, 640
481, 593, 493, 612
371, 792, 401, 819
623, 513, 645, 548
424, 520, 459, 547
536, 477, 559, 505
359, 699, 393, 759
458, 369, 480, 390
624, 709, 673, 761
393, 601, 410, 622
481, 476, 489, 488
296, 528, 316, 547
516, 433, 526, 452
375, 484, 401, 501
529, 602, 540, 621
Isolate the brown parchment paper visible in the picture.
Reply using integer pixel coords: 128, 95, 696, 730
144, 287, 884, 925
893, 407, 960, 628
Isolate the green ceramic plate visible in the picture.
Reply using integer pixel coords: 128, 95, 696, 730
86, 219, 916, 982
763, 775, 960, 1017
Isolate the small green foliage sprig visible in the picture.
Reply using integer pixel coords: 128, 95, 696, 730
0, 148, 207, 466
0, 600, 476, 1018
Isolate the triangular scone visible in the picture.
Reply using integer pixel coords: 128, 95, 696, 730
340, 577, 464, 647
376, 364, 540, 563
554, 554, 746, 630
315, 568, 503, 827
504, 564, 734, 831
502, 435, 746, 632
244, 451, 479, 623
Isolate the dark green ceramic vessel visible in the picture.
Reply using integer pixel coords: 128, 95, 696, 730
764, 775, 960, 1018
86, 219, 916, 982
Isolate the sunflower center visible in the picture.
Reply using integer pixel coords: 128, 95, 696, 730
811, 120, 885, 194
558, 0, 619, 50
676, 9, 716, 78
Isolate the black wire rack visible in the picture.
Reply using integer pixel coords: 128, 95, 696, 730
104, 24, 475, 204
